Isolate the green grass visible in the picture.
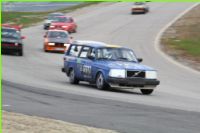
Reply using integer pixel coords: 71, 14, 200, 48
167, 39, 200, 57
2, 2, 101, 27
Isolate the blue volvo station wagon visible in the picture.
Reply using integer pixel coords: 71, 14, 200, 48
62, 40, 160, 95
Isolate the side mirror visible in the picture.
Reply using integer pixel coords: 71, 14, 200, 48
44, 35, 47, 38
137, 58, 143, 63
88, 55, 95, 60
21, 36, 26, 39
70, 36, 73, 39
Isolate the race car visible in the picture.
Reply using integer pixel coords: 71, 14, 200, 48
2, 27, 25, 56
49, 16, 77, 33
62, 40, 160, 95
2, 23, 22, 31
43, 12, 65, 30
43, 30, 72, 53
131, 2, 149, 14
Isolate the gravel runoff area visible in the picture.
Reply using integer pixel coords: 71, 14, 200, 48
3, 111, 119, 133
161, 4, 200, 71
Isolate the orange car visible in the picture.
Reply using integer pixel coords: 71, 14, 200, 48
43, 30, 72, 53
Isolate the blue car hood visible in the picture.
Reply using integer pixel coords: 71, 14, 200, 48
97, 60, 154, 71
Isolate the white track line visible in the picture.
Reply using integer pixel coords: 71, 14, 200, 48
155, 3, 200, 75
3, 104, 11, 107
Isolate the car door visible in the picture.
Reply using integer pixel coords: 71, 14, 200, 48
77, 46, 94, 81
64, 45, 82, 76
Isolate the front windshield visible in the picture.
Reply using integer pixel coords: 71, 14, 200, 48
2, 28, 20, 39
53, 17, 70, 23
134, 2, 145, 5
97, 48, 138, 62
48, 31, 68, 38
48, 16, 57, 20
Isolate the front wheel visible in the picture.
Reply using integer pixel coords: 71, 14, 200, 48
140, 89, 154, 95
18, 50, 23, 56
96, 73, 109, 90
69, 69, 79, 84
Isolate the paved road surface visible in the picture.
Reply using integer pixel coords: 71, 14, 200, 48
3, 2, 200, 133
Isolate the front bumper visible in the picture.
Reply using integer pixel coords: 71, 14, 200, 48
2, 45, 22, 52
108, 77, 160, 87
45, 45, 66, 52
132, 8, 145, 13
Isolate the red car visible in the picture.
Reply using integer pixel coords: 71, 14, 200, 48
2, 23, 22, 31
49, 16, 77, 33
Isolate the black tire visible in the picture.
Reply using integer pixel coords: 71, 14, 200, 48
73, 28, 77, 33
69, 69, 79, 84
140, 89, 154, 95
96, 73, 110, 90
18, 50, 23, 56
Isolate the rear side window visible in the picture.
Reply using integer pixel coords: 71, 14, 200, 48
69, 45, 82, 57
79, 47, 90, 58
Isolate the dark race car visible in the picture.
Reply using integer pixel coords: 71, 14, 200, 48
1, 27, 25, 56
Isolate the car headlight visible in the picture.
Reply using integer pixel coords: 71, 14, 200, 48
62, 26, 68, 28
48, 43, 55, 46
64, 43, 70, 47
109, 69, 126, 78
145, 71, 157, 79
50, 25, 55, 28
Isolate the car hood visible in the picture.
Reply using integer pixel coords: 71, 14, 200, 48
48, 37, 69, 43
2, 37, 21, 43
97, 60, 154, 71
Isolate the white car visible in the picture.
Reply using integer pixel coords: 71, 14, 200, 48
131, 2, 149, 14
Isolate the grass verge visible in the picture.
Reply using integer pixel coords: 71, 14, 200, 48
2, 2, 101, 28
161, 4, 200, 71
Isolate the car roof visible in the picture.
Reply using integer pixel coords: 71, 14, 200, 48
72, 40, 122, 48
2, 27, 18, 31
2, 24, 22, 31
134, 2, 145, 5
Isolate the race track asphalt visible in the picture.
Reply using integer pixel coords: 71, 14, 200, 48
3, 2, 200, 133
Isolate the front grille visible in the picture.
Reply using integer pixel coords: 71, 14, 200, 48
127, 70, 145, 78
55, 25, 62, 29
55, 43, 64, 47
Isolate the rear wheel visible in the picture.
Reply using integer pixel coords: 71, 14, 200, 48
140, 89, 154, 95
96, 73, 109, 90
69, 69, 79, 84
